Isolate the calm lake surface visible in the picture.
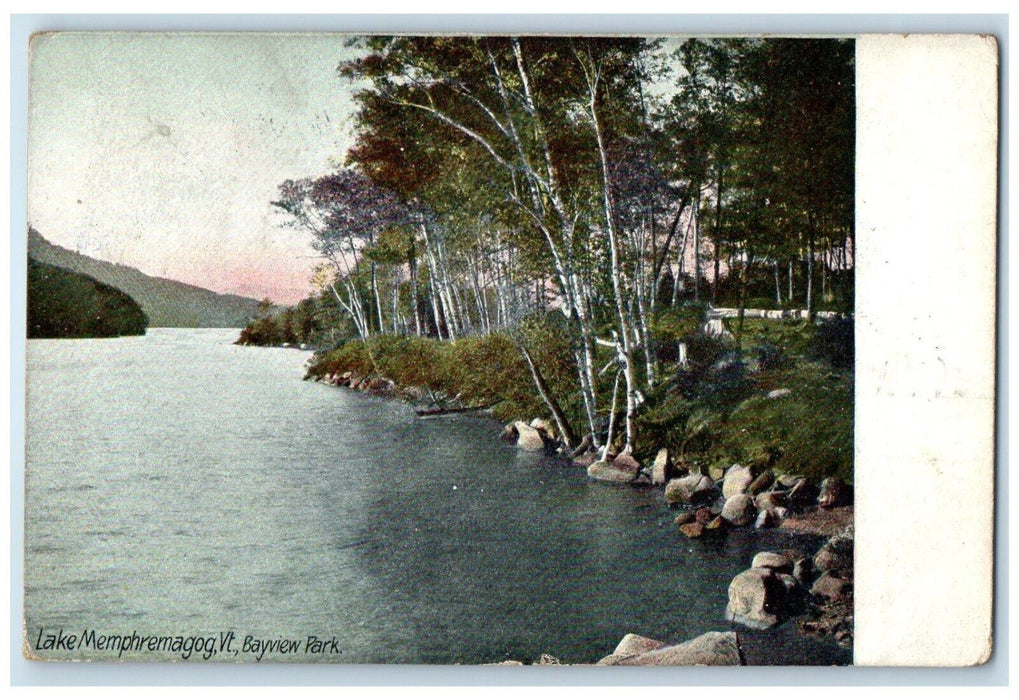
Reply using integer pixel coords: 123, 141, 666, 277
25, 328, 850, 664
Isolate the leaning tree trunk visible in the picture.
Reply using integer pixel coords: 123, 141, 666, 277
516, 342, 577, 449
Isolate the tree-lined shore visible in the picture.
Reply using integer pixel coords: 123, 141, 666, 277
242, 36, 854, 475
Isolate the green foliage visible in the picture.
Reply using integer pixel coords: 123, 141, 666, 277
721, 364, 853, 482
305, 339, 375, 379
734, 318, 815, 359
305, 331, 555, 425
446, 334, 543, 420
368, 335, 448, 390
27, 258, 147, 338
236, 300, 323, 348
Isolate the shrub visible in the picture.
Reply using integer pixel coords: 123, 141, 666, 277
305, 339, 374, 379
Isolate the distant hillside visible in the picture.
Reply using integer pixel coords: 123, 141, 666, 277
28, 228, 260, 327
28, 258, 148, 338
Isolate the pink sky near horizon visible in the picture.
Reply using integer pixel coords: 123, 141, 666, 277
28, 33, 365, 306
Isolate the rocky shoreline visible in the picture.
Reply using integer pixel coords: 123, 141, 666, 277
313, 367, 854, 666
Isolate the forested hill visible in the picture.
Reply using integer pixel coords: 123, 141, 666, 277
28, 258, 148, 338
28, 228, 260, 328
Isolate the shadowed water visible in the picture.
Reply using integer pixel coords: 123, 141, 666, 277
25, 328, 850, 664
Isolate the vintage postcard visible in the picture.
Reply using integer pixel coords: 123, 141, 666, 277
20, 31, 997, 668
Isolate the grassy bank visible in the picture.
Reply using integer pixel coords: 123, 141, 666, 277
300, 312, 853, 484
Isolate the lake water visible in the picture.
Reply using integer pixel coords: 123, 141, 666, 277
24, 328, 850, 664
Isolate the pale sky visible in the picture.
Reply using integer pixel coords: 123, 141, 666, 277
27, 34, 689, 306
29, 33, 365, 305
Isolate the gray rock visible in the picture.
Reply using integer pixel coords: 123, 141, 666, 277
587, 460, 636, 484
747, 469, 775, 496
818, 476, 851, 508
500, 422, 519, 443
530, 417, 556, 440
767, 388, 792, 399
679, 522, 705, 539
722, 464, 755, 498
754, 491, 786, 511
611, 453, 641, 474
665, 474, 718, 505
811, 574, 853, 600
792, 556, 814, 584
651, 448, 674, 485
787, 478, 819, 505
754, 509, 776, 529
600, 631, 742, 666
513, 421, 545, 451
726, 568, 788, 629
721, 494, 756, 526
571, 450, 599, 467
777, 573, 806, 612
364, 377, 395, 395
612, 633, 667, 657
751, 552, 794, 574
813, 536, 854, 577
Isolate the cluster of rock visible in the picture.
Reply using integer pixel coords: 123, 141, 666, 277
321, 370, 400, 397
499, 419, 559, 452
725, 533, 853, 647
601, 450, 854, 539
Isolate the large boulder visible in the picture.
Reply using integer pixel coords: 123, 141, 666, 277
599, 631, 742, 666
651, 448, 675, 485
587, 460, 637, 484
513, 421, 545, 452
726, 568, 789, 629
665, 474, 718, 505
722, 464, 755, 498
721, 494, 756, 526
